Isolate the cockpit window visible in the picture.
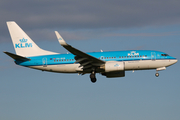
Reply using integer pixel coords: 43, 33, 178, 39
161, 54, 169, 56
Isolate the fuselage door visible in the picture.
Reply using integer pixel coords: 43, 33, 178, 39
42, 57, 47, 67
151, 52, 156, 60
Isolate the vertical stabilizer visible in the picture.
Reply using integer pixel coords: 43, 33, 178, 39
7, 21, 58, 57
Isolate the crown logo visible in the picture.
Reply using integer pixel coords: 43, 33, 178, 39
114, 64, 119, 67
19, 38, 28, 43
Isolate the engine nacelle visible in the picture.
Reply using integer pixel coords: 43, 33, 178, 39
103, 61, 124, 72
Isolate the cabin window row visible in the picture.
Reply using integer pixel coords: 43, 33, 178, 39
53, 59, 75, 62
99, 55, 147, 59
52, 55, 148, 62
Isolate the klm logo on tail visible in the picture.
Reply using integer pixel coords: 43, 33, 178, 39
15, 38, 32, 48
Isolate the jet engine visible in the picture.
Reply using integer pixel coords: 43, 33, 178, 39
100, 61, 125, 78
100, 61, 124, 72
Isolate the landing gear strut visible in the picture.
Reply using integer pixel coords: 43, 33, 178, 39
90, 71, 97, 83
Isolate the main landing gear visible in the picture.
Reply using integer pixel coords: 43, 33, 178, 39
90, 71, 97, 83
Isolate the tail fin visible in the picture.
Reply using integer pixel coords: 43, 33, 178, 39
6, 21, 58, 57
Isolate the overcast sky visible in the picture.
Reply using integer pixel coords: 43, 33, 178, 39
1, 0, 180, 41
1, 1, 180, 120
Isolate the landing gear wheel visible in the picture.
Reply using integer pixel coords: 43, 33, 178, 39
155, 73, 159, 77
91, 78, 97, 83
90, 72, 97, 83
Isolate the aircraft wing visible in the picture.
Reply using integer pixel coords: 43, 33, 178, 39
55, 31, 105, 71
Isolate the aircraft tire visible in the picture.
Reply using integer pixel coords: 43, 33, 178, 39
90, 73, 97, 83
91, 78, 97, 83
155, 73, 159, 77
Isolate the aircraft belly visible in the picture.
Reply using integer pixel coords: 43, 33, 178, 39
124, 60, 172, 70
29, 64, 79, 73
56, 64, 79, 73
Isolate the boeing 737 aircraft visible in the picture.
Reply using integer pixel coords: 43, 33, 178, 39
4, 21, 178, 83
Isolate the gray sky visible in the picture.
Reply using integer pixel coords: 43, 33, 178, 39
1, 0, 180, 41
1, 1, 180, 120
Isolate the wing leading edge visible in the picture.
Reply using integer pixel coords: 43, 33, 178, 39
55, 31, 105, 71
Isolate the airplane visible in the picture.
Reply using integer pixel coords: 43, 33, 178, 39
4, 21, 178, 83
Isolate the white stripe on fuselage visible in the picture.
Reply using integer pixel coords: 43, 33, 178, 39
28, 59, 177, 73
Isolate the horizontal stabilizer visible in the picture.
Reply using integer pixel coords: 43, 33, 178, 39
4, 51, 31, 61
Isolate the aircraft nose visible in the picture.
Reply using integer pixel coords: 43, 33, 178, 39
175, 59, 178, 63
172, 59, 178, 64
168, 59, 178, 66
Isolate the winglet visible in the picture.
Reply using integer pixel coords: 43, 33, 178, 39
55, 31, 68, 46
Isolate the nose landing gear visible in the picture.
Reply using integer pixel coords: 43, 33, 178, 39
155, 73, 159, 77
155, 67, 166, 77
